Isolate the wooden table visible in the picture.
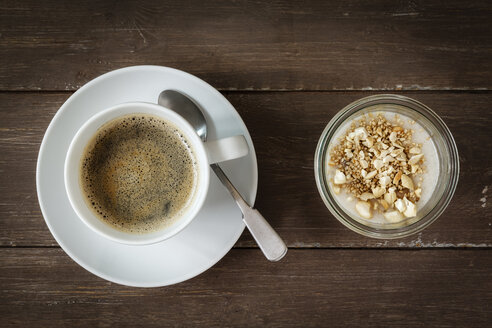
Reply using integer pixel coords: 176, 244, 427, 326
1, 1, 491, 326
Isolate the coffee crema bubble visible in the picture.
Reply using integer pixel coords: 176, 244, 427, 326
80, 113, 198, 234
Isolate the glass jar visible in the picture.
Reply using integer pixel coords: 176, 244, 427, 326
314, 94, 459, 239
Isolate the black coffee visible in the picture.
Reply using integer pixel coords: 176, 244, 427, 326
80, 113, 198, 234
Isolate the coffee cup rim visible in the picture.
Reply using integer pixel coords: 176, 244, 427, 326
64, 102, 210, 245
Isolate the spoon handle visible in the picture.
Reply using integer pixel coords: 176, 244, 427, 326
210, 163, 288, 262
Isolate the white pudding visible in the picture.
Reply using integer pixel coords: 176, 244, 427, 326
325, 105, 440, 225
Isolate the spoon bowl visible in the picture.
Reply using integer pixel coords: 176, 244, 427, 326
158, 90, 208, 141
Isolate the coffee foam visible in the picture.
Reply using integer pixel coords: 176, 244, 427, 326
80, 114, 198, 234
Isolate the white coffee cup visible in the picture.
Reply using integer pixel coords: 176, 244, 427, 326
64, 102, 249, 245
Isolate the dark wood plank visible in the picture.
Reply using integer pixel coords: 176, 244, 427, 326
0, 92, 491, 247
0, 248, 490, 327
0, 93, 61, 246
1, 0, 491, 91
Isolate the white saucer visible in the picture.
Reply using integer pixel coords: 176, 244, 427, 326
36, 66, 258, 287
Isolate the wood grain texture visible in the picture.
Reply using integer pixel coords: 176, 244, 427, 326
1, 0, 491, 91
1, 248, 490, 327
1, 1, 491, 325
1, 92, 490, 248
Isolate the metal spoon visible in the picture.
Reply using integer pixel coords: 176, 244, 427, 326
158, 90, 287, 261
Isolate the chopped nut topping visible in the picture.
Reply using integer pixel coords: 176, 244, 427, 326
334, 169, 347, 184
329, 114, 425, 221
360, 192, 375, 201
395, 198, 406, 212
403, 197, 417, 217
355, 201, 372, 219
400, 174, 414, 190
408, 154, 424, 165
373, 159, 383, 170
384, 210, 404, 223
365, 170, 377, 180
372, 186, 386, 198
393, 170, 402, 185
